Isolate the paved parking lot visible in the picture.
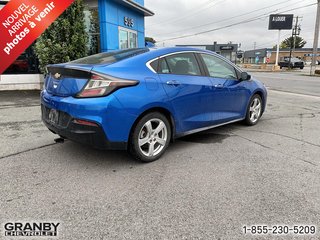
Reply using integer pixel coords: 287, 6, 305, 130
1, 72, 320, 239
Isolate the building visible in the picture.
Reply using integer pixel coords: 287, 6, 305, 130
84, 0, 153, 53
0, 0, 153, 90
244, 48, 320, 64
176, 42, 239, 63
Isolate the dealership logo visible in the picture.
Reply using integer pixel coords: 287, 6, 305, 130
3, 222, 60, 237
124, 17, 134, 27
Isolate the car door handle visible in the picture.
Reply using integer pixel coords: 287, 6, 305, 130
214, 84, 224, 89
166, 80, 180, 86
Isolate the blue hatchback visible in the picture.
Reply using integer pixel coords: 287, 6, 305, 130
41, 47, 267, 162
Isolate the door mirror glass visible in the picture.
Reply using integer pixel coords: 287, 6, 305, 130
240, 72, 251, 80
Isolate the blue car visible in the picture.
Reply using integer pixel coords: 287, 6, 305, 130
41, 47, 267, 162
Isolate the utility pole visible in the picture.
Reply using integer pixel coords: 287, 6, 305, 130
288, 16, 302, 69
310, 0, 320, 75
275, 30, 281, 67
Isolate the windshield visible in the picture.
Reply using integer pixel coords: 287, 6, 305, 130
70, 48, 149, 65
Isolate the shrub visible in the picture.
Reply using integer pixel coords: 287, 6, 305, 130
34, 0, 88, 73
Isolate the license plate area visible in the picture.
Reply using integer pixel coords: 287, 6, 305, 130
48, 109, 59, 125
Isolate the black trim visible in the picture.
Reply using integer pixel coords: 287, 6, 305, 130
195, 53, 209, 76
162, 58, 171, 73
47, 66, 91, 79
175, 118, 244, 138
41, 105, 127, 150
194, 53, 207, 76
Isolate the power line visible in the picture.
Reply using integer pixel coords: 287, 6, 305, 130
255, 25, 314, 49
147, 0, 224, 27
155, 0, 299, 36
157, 2, 317, 43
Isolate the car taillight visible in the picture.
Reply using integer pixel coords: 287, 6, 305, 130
77, 74, 138, 98
73, 119, 99, 127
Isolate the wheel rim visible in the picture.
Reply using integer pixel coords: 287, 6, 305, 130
249, 97, 262, 123
138, 118, 168, 157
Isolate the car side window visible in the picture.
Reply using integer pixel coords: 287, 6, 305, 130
201, 54, 238, 79
149, 59, 159, 72
159, 58, 170, 74
163, 53, 201, 76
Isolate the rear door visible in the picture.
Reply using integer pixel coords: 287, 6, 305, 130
199, 53, 249, 123
158, 52, 213, 133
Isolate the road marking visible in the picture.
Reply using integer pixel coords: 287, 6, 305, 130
269, 89, 320, 99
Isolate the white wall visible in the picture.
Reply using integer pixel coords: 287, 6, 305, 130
0, 74, 43, 90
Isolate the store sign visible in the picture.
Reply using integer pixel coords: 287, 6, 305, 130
220, 46, 234, 51
266, 51, 272, 58
124, 17, 134, 28
0, 0, 74, 74
268, 14, 294, 30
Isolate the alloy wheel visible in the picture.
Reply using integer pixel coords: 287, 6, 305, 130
138, 118, 168, 157
249, 97, 262, 123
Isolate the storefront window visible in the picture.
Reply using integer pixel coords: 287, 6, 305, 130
119, 27, 137, 50
84, 6, 100, 55
129, 32, 137, 48
119, 29, 129, 49
3, 43, 39, 75
1, 2, 39, 75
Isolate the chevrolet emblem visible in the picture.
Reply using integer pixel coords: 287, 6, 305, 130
54, 73, 61, 79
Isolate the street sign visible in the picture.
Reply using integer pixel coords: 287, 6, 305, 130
266, 51, 272, 58
269, 14, 294, 30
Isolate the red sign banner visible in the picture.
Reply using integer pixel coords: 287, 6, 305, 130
0, 0, 74, 74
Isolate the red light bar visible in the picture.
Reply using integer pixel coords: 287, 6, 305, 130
73, 119, 99, 127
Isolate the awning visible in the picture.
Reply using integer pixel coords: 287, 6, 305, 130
113, 0, 154, 16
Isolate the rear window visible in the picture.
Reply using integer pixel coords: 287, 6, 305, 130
70, 48, 149, 65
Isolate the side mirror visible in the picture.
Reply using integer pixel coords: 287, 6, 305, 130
240, 72, 251, 81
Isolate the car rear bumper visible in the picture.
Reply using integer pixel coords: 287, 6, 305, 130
41, 104, 127, 150
40, 90, 138, 149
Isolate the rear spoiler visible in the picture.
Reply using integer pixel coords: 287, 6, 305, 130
46, 66, 92, 79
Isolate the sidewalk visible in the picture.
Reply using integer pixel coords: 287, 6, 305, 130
0, 90, 40, 108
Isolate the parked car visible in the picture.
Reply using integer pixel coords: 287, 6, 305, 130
5, 53, 29, 73
41, 47, 267, 162
279, 57, 304, 69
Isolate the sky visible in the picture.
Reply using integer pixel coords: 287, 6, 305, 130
144, 0, 318, 51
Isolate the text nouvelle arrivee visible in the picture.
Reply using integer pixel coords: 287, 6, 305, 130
2, 2, 56, 56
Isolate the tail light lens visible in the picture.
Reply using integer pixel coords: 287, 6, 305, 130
77, 74, 138, 98
73, 119, 99, 127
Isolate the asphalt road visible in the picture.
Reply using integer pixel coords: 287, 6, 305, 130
1, 73, 320, 239
250, 67, 320, 97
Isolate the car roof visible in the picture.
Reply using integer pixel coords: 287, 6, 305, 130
146, 46, 215, 56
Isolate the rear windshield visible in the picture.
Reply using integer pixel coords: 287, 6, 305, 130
70, 48, 149, 65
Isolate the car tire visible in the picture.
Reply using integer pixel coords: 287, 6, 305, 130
129, 112, 171, 162
300, 67, 304, 69
244, 94, 263, 126
280, 66, 283, 69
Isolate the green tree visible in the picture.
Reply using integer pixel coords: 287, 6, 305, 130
35, 0, 88, 72
145, 37, 156, 44
280, 36, 307, 49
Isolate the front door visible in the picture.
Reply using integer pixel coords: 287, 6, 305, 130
199, 53, 248, 123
